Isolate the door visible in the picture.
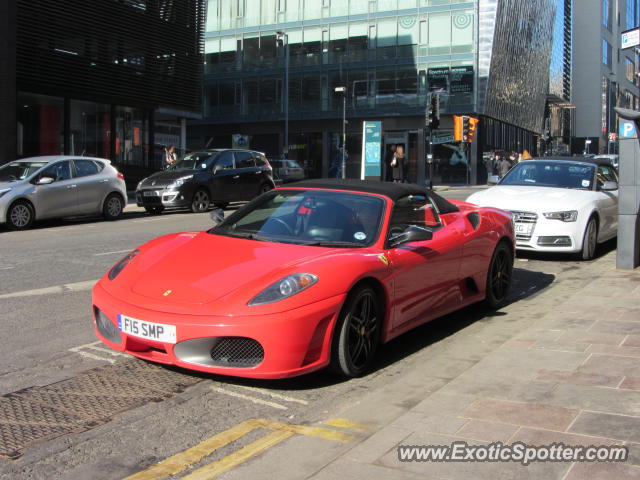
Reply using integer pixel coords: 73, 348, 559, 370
33, 160, 78, 219
595, 164, 619, 239
386, 194, 463, 329
73, 159, 106, 214
210, 151, 240, 202
234, 150, 261, 197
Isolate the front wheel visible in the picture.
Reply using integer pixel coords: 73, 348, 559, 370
7, 200, 34, 230
331, 285, 381, 377
581, 216, 598, 261
191, 189, 210, 213
484, 241, 513, 309
103, 194, 124, 220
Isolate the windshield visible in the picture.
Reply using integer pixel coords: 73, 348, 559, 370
167, 152, 216, 171
0, 161, 48, 182
211, 190, 385, 247
500, 162, 596, 190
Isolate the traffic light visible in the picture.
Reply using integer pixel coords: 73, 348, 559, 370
467, 117, 479, 144
453, 115, 464, 141
426, 94, 440, 130
462, 116, 470, 142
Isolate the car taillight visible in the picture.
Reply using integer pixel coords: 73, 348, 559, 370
117, 172, 125, 180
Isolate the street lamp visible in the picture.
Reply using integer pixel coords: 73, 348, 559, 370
334, 85, 346, 179
276, 31, 289, 159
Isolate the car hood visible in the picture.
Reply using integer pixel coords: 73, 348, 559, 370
0, 181, 20, 190
467, 186, 597, 212
128, 232, 336, 306
139, 170, 194, 187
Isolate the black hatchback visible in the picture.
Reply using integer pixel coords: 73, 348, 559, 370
135, 149, 275, 213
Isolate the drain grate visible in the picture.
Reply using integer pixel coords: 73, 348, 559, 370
0, 359, 203, 459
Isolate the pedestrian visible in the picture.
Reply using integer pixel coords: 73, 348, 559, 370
384, 144, 396, 181
492, 154, 501, 176
499, 155, 512, 178
391, 144, 404, 183
164, 145, 177, 169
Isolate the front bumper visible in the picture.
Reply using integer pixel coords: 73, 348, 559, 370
136, 189, 190, 208
92, 282, 345, 379
514, 215, 582, 253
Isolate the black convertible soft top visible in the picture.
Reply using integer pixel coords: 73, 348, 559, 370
283, 179, 460, 214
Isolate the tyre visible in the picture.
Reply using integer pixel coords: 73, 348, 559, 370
103, 193, 124, 220
581, 216, 598, 261
214, 202, 229, 209
191, 189, 210, 213
144, 206, 164, 215
331, 285, 381, 377
484, 241, 513, 309
7, 200, 34, 230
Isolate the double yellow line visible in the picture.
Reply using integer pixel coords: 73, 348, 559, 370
125, 418, 366, 480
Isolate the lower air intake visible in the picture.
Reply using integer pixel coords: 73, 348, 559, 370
210, 337, 264, 368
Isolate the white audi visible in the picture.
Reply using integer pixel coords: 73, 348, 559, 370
467, 158, 618, 260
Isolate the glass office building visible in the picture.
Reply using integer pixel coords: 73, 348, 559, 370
193, 0, 556, 183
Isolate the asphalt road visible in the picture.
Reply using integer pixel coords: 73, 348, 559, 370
0, 188, 616, 479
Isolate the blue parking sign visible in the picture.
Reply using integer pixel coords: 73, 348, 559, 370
620, 121, 637, 138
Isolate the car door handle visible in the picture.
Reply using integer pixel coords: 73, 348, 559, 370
99, 179, 109, 183
66, 184, 77, 189
233, 175, 240, 179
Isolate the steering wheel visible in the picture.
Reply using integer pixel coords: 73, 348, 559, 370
266, 217, 293, 235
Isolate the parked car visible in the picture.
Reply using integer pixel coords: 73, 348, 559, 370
269, 159, 305, 183
93, 179, 514, 379
135, 149, 275, 213
0, 156, 126, 230
467, 157, 618, 260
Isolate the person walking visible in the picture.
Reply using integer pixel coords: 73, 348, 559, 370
164, 145, 177, 169
499, 155, 512, 178
384, 144, 397, 181
391, 144, 405, 183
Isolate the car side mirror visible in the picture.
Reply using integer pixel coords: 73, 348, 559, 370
487, 175, 500, 185
389, 225, 433, 248
601, 180, 618, 191
210, 207, 225, 225
36, 176, 55, 185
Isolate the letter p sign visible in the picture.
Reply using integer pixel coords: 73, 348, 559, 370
620, 121, 637, 139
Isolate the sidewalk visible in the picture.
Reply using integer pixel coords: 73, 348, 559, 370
220, 251, 640, 480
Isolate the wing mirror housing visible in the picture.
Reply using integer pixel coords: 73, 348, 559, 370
210, 207, 225, 225
389, 225, 433, 248
487, 175, 500, 185
36, 176, 55, 185
601, 180, 618, 191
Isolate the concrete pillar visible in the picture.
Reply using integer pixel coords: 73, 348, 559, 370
0, 0, 17, 164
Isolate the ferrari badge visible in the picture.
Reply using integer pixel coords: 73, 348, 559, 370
378, 254, 389, 266
163, 290, 172, 296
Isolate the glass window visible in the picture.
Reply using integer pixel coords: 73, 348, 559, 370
429, 12, 451, 53
303, 0, 321, 19
626, 57, 635, 82
215, 151, 236, 170
235, 151, 255, 168
330, 23, 348, 61
602, 39, 611, 67
597, 165, 618, 187
73, 159, 100, 177
603, 0, 611, 29
206, 0, 220, 32
388, 194, 441, 240
451, 10, 473, 51
302, 75, 321, 112
398, 16, 419, 45
40, 161, 73, 182
262, 0, 277, 25
377, 18, 397, 47
17, 92, 64, 157
243, 34, 260, 67
348, 22, 368, 61
0, 161, 48, 181
377, 0, 398, 12
70, 100, 111, 158
114, 106, 147, 167
349, 0, 368, 15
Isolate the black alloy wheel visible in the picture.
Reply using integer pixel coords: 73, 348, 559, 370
484, 241, 513, 309
191, 189, 210, 213
103, 194, 124, 220
7, 200, 34, 230
331, 285, 381, 377
581, 216, 598, 261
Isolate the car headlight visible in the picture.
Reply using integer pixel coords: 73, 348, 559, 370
136, 180, 143, 191
543, 211, 578, 222
108, 249, 139, 280
167, 176, 192, 189
0, 188, 11, 198
248, 273, 318, 306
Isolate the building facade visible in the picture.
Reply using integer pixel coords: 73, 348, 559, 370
573, 0, 640, 155
192, 0, 557, 184
0, 0, 206, 185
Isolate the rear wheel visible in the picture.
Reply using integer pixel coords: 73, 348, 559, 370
581, 216, 598, 261
7, 200, 34, 230
331, 285, 381, 377
103, 193, 124, 220
191, 189, 210, 213
484, 241, 513, 309
144, 206, 164, 215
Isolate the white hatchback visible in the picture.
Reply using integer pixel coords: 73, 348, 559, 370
467, 158, 618, 260
0, 156, 127, 230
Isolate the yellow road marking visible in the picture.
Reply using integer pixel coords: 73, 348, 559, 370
124, 417, 360, 480
323, 418, 369, 432
181, 429, 294, 480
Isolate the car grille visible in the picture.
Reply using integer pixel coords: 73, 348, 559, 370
210, 337, 264, 368
510, 210, 538, 241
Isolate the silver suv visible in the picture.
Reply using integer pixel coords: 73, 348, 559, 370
0, 156, 127, 230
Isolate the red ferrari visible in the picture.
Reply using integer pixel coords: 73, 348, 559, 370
92, 180, 514, 379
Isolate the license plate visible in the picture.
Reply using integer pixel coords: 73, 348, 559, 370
515, 223, 533, 235
143, 190, 159, 197
117, 314, 177, 343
